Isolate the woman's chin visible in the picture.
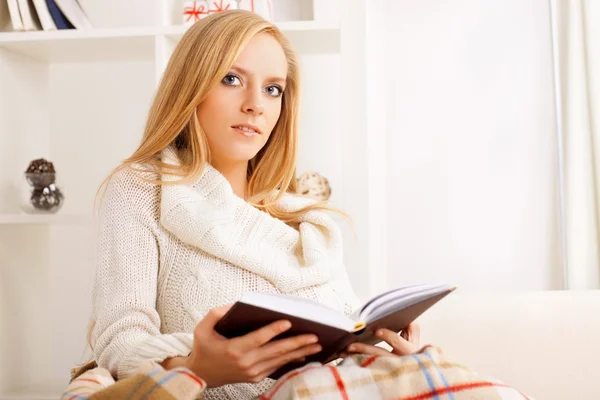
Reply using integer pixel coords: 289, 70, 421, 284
218, 151, 261, 165
226, 145, 264, 163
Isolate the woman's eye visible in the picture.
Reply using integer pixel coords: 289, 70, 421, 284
222, 75, 241, 86
266, 85, 283, 97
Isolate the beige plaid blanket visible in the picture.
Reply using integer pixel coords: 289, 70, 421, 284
63, 346, 532, 399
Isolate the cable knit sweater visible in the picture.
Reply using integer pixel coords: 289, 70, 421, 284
91, 148, 361, 400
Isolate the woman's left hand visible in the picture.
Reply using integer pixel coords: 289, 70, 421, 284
341, 322, 421, 358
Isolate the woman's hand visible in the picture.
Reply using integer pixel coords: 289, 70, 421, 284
341, 322, 421, 358
184, 305, 323, 388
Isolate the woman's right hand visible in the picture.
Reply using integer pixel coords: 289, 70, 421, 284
184, 305, 322, 388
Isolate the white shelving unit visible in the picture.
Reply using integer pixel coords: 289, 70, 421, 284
0, 20, 340, 63
0, 213, 88, 225
0, 27, 158, 62
0, 0, 372, 398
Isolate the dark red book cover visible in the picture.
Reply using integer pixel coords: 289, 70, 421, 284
214, 290, 452, 379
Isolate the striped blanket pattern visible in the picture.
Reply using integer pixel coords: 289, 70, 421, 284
63, 346, 531, 399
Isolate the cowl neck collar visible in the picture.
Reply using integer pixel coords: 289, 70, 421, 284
158, 148, 342, 293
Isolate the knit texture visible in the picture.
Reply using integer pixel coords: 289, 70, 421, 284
91, 148, 361, 400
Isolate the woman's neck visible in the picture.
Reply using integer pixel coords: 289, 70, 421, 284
210, 160, 248, 199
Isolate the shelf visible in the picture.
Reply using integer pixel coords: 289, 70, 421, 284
0, 27, 157, 63
162, 19, 340, 39
0, 213, 89, 225
163, 20, 340, 54
0, 20, 340, 63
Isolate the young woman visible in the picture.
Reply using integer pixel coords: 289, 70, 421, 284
87, 9, 525, 400
89, 9, 422, 399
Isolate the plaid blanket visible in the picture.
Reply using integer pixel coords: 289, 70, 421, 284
63, 346, 532, 399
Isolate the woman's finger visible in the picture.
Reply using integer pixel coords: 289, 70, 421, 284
258, 367, 278, 382
252, 343, 322, 375
406, 322, 420, 346
376, 328, 416, 356
233, 320, 293, 353
247, 334, 318, 365
345, 342, 392, 357
400, 323, 420, 346
376, 329, 401, 348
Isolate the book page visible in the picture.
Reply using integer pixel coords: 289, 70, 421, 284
360, 283, 454, 323
240, 292, 357, 332
359, 283, 432, 315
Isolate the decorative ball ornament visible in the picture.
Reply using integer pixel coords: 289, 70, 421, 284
297, 171, 331, 201
21, 158, 64, 213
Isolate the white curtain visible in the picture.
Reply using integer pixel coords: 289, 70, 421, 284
556, 0, 600, 288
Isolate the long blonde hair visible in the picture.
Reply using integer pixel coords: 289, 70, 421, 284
82, 12, 349, 359
98, 10, 342, 225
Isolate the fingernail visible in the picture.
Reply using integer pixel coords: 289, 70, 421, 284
348, 345, 356, 351
281, 321, 291, 330
376, 330, 383, 336
307, 336, 318, 344
313, 345, 322, 352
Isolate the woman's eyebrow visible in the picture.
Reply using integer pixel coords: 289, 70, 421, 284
230, 65, 286, 85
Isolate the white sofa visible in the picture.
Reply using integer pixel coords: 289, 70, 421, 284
416, 290, 600, 400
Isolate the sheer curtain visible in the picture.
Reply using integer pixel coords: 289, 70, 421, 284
554, 0, 600, 289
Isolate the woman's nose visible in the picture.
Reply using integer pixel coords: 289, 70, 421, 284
242, 89, 265, 115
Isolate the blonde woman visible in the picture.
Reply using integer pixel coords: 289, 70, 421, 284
84, 10, 528, 400
90, 8, 366, 398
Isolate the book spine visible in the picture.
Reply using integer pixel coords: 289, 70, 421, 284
53, 0, 92, 29
45, 0, 73, 29
17, 0, 38, 31
32, 0, 57, 30
7, 0, 25, 31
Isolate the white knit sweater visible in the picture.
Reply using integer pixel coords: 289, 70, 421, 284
91, 149, 361, 400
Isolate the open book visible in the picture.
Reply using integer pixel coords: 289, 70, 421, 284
214, 283, 456, 379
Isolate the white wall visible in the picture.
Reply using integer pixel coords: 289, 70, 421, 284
382, 0, 562, 291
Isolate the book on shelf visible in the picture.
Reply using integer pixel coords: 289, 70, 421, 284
45, 0, 74, 29
32, 0, 57, 30
17, 0, 41, 31
214, 283, 456, 379
53, 0, 91, 29
5, 0, 25, 31
2, 0, 89, 32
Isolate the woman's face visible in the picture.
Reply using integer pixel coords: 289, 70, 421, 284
197, 33, 288, 168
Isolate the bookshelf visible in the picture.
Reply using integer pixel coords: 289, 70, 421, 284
0, 0, 371, 398
0, 27, 158, 62
0, 20, 340, 63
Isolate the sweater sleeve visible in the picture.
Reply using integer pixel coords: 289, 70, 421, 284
91, 168, 193, 380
